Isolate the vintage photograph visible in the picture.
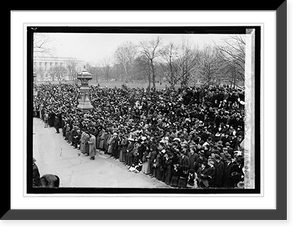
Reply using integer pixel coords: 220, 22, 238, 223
30, 27, 259, 193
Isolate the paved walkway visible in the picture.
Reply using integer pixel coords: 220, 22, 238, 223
33, 117, 169, 188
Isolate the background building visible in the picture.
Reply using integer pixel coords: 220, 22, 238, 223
34, 56, 83, 82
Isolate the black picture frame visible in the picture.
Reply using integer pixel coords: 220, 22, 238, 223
4, 1, 287, 220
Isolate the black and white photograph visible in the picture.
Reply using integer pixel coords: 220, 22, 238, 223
29, 26, 260, 194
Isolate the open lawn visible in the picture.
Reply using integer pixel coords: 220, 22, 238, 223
90, 81, 176, 89
36, 79, 243, 89
37, 80, 203, 89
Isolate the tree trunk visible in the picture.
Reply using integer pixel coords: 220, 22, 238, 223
148, 73, 151, 90
150, 60, 156, 90
233, 67, 237, 88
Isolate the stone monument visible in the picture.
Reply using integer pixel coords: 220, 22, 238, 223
77, 68, 93, 113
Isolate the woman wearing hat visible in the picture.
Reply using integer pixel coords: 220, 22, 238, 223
141, 149, 151, 175
106, 132, 113, 155
80, 130, 90, 156
99, 129, 107, 151
119, 134, 128, 164
149, 145, 158, 177
88, 132, 97, 160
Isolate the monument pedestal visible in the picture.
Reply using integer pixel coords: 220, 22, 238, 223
77, 69, 93, 113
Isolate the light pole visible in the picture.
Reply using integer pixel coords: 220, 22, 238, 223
77, 68, 93, 113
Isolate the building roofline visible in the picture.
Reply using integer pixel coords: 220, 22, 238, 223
34, 56, 81, 61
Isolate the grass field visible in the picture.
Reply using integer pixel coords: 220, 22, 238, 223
37, 80, 202, 89
90, 81, 179, 89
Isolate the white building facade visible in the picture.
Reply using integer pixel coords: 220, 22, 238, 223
34, 56, 83, 82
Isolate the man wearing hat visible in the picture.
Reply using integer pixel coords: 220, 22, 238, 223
111, 132, 119, 159
223, 156, 239, 188
213, 154, 224, 187
54, 114, 60, 133
178, 152, 190, 188
126, 138, 135, 166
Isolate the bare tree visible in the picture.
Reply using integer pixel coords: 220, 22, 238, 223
177, 40, 199, 87
197, 45, 221, 85
159, 43, 180, 88
35, 66, 45, 81
114, 42, 137, 83
66, 60, 79, 81
214, 35, 246, 87
132, 55, 152, 87
33, 33, 54, 57
99, 58, 113, 82
49, 65, 67, 82
139, 37, 162, 90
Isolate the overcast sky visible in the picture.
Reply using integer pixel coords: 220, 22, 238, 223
37, 33, 237, 65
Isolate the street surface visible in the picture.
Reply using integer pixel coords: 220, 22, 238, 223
32, 117, 169, 188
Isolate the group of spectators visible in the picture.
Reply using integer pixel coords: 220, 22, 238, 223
33, 82, 246, 189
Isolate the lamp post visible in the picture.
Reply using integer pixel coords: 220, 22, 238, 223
77, 68, 93, 113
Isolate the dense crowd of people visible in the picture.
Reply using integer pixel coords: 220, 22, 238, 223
33, 83, 246, 189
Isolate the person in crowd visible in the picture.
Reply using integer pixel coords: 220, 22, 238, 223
54, 115, 60, 133
162, 151, 173, 185
126, 138, 135, 167
73, 126, 81, 149
120, 134, 128, 164
88, 132, 97, 160
214, 154, 225, 188
106, 132, 113, 155
32, 158, 41, 187
170, 155, 180, 187
149, 145, 158, 178
80, 130, 90, 156
111, 132, 119, 159
197, 160, 215, 189
141, 149, 150, 175
178, 151, 190, 188
44, 112, 49, 128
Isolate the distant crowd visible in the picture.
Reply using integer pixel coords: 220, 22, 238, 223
33, 83, 245, 189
